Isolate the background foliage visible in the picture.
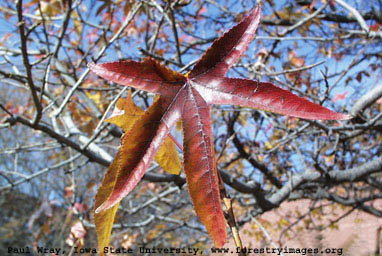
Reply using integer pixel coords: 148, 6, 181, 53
0, 0, 381, 253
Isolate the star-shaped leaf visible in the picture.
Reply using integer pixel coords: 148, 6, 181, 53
90, 4, 351, 250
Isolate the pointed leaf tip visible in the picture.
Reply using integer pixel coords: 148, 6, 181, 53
339, 114, 353, 120
189, 5, 261, 79
95, 202, 110, 214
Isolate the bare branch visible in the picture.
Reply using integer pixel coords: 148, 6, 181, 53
16, 0, 43, 124
53, 2, 143, 117
351, 83, 382, 116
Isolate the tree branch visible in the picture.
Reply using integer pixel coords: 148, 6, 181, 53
16, 0, 43, 124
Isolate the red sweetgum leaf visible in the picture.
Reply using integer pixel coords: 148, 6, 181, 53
90, 4, 351, 249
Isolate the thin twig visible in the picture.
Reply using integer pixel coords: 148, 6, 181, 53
54, 2, 142, 117
280, 3, 327, 36
0, 103, 14, 117
149, 14, 165, 53
217, 170, 245, 256
16, 0, 43, 124
251, 217, 284, 256
334, 0, 369, 33
248, 60, 326, 76
0, 154, 82, 191
169, 3, 182, 65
